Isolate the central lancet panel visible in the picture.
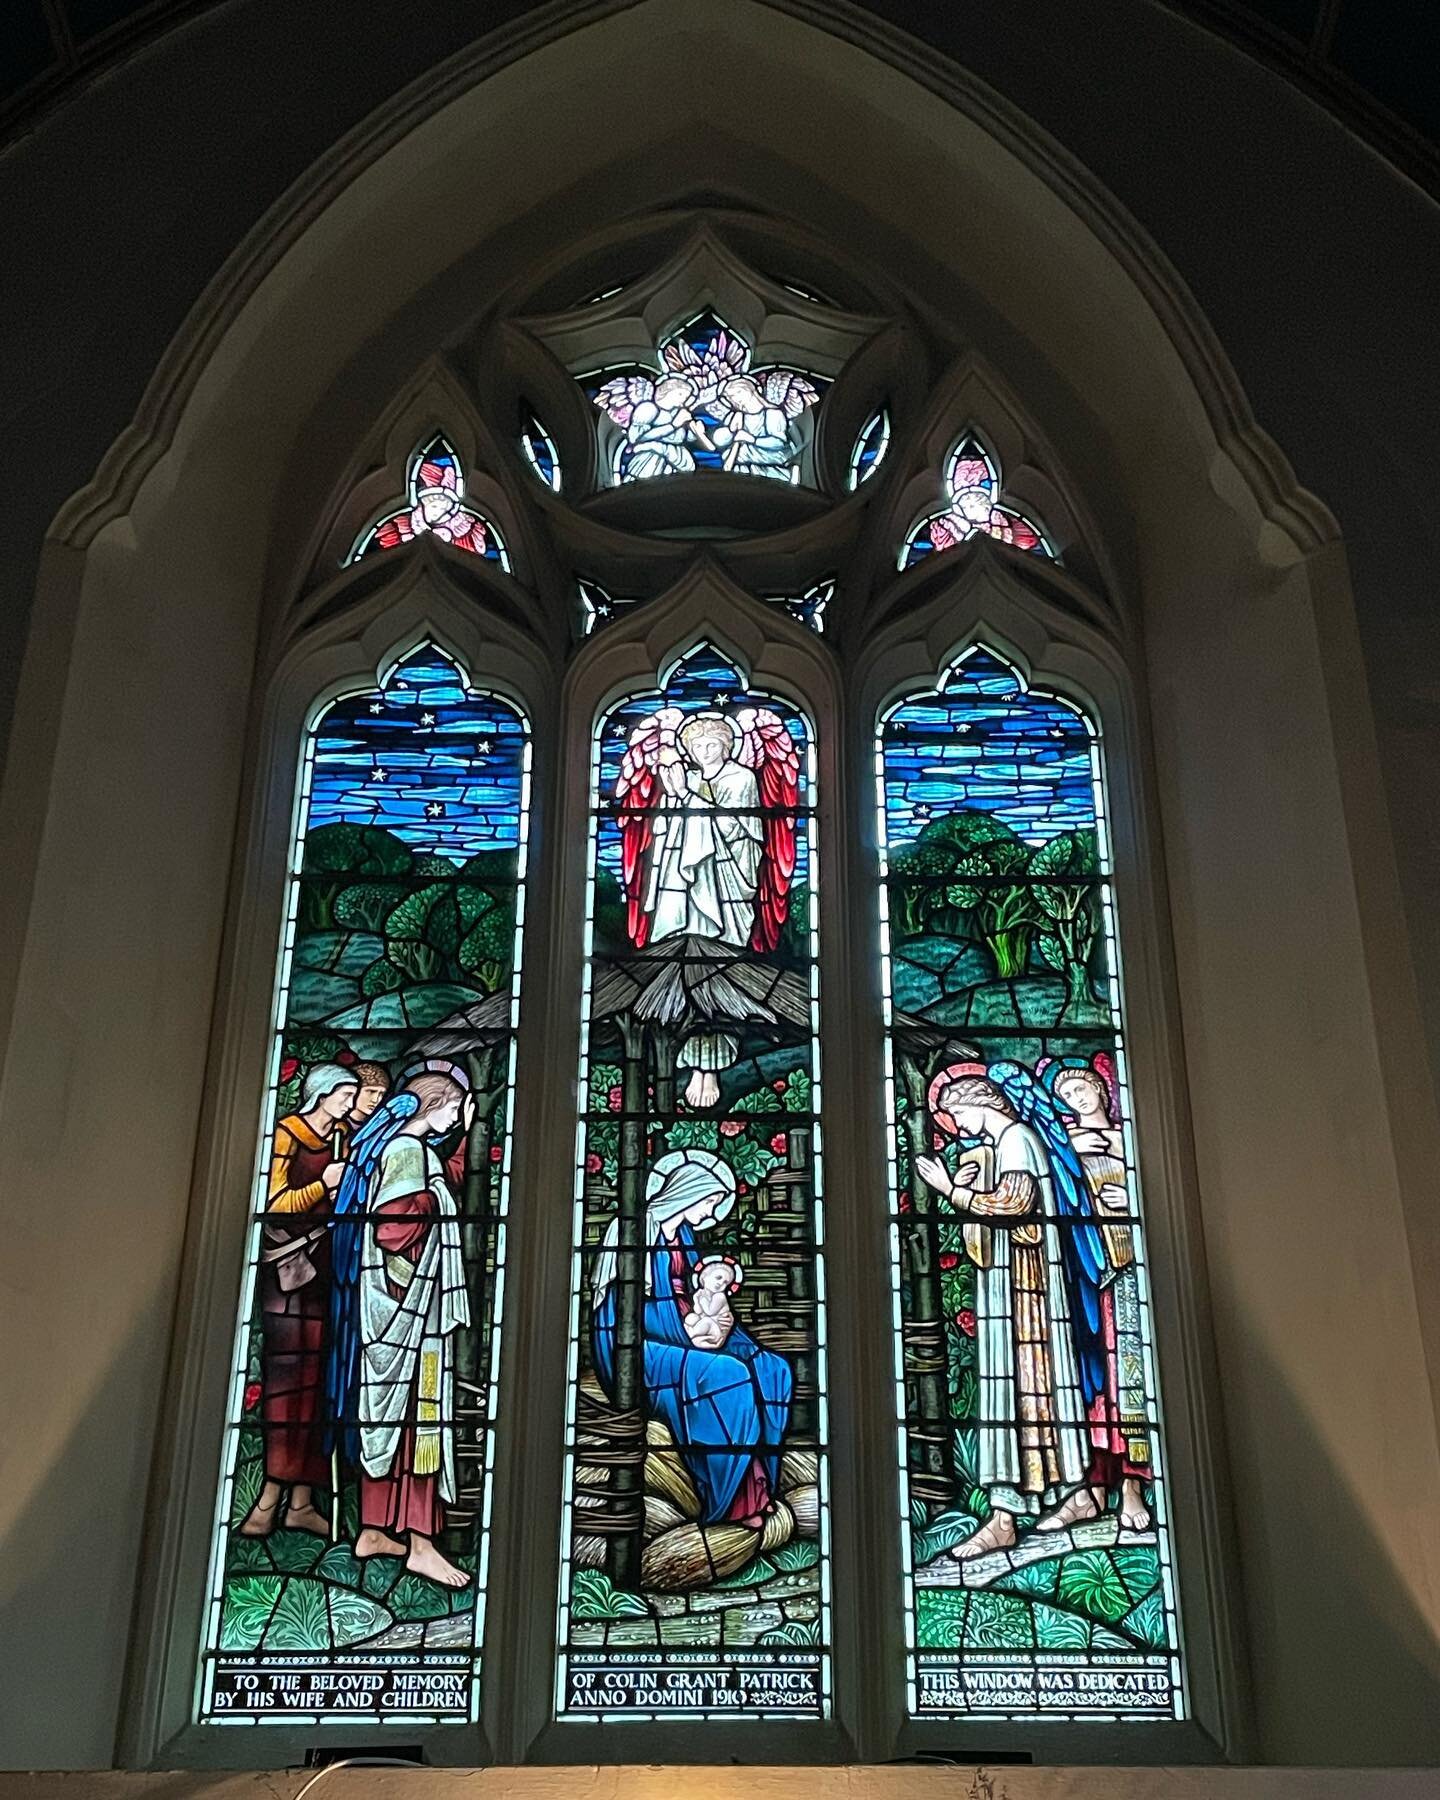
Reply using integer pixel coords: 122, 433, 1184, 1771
557, 644, 831, 1719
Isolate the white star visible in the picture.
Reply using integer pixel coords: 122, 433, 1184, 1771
475, 740, 491, 755
421, 711, 436, 726
425, 801, 445, 820
370, 768, 388, 783
369, 702, 383, 715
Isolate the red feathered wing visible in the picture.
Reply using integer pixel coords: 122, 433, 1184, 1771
612, 709, 681, 948
735, 708, 801, 954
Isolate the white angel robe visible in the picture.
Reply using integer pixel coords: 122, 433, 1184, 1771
648, 757, 762, 1077
358, 1134, 470, 1497
969, 1120, 1090, 1516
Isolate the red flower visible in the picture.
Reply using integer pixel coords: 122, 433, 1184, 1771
584, 1152, 603, 1175
607, 1085, 623, 1112
772, 1079, 788, 1093
897, 1192, 912, 1213
718, 1119, 743, 1137
737, 1180, 749, 1194
939, 1251, 959, 1271
955, 1308, 977, 1337
279, 1057, 299, 1082
489, 1143, 504, 1163
243, 1381, 262, 1412
336, 1048, 357, 1065
769, 1131, 788, 1155
932, 1133, 946, 1151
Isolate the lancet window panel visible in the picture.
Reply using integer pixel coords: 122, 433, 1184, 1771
198, 646, 531, 1726
556, 645, 832, 1720
876, 648, 1185, 1723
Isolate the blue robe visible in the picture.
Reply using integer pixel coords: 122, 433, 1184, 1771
591, 1224, 793, 1522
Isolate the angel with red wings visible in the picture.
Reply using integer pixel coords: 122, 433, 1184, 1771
613, 703, 801, 1104
372, 456, 488, 555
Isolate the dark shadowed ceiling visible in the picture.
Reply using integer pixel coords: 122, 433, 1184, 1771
3, 0, 1439, 196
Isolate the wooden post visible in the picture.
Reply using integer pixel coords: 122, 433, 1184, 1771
896, 1045, 956, 1512
605, 1016, 648, 1589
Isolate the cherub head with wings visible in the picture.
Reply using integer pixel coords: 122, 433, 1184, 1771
612, 702, 802, 955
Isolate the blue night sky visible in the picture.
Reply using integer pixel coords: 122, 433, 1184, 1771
306, 648, 527, 862
882, 650, 1096, 848
593, 645, 810, 886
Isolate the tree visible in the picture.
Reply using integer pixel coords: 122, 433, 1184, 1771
1030, 829, 1102, 1016
928, 813, 1036, 976
299, 824, 412, 931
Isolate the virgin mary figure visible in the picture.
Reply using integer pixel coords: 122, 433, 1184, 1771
590, 1149, 792, 1529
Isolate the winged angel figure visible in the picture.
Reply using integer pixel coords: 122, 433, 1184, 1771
927, 445, 1044, 554
613, 704, 800, 1105
593, 329, 820, 484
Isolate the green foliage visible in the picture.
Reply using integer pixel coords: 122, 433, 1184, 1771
262, 1576, 330, 1650
361, 958, 407, 997
912, 1507, 980, 1565
388, 1570, 467, 1622
228, 1442, 264, 1529
1123, 1591, 1169, 1649
1033, 1603, 1093, 1651
328, 1587, 399, 1646
769, 1540, 821, 1573
1111, 1544, 1161, 1604
265, 1531, 326, 1574
914, 1586, 968, 1650
758, 1618, 821, 1647
218, 1576, 283, 1651
226, 1536, 271, 1574
1056, 1550, 1132, 1622
303, 824, 414, 879
998, 1558, 1058, 1598
965, 1589, 1034, 1650
714, 1555, 776, 1589
571, 1569, 651, 1620
335, 884, 402, 933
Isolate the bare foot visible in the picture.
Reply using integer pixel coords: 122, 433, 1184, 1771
239, 1481, 282, 1538
949, 1510, 1016, 1560
1036, 1486, 1102, 1532
406, 1535, 472, 1590
1120, 1477, 1152, 1531
355, 1527, 406, 1560
284, 1502, 331, 1537
683, 1069, 721, 1109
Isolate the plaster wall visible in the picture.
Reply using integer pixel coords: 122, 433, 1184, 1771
0, 0, 1437, 1773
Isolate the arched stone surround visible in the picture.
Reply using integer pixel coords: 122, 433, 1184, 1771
1, 0, 1437, 1770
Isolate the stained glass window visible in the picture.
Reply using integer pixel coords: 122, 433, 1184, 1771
877, 649, 1183, 1721
848, 409, 890, 489
350, 437, 510, 568
587, 314, 825, 486
902, 437, 1052, 568
199, 646, 530, 1724
520, 415, 562, 493
557, 646, 831, 1718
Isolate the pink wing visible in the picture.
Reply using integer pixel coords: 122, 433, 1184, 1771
612, 708, 682, 947
927, 511, 966, 553
1091, 1051, 1123, 1123
593, 374, 653, 427
733, 707, 801, 954
760, 369, 820, 418
373, 509, 416, 550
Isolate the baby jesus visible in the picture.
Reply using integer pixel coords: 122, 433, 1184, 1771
684, 1256, 743, 1349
